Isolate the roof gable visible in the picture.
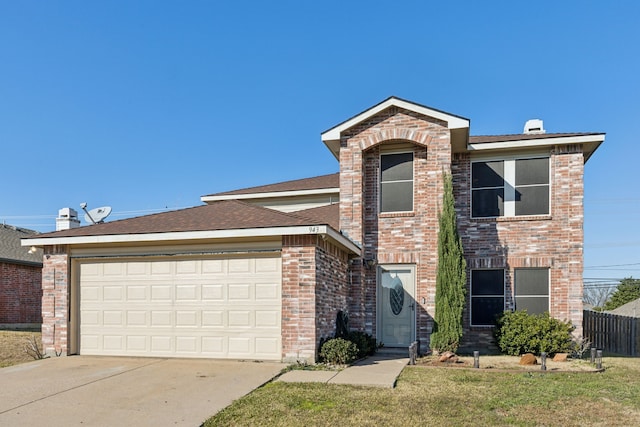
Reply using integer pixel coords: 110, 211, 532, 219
321, 96, 470, 158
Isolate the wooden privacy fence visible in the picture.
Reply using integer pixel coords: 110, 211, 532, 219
583, 310, 639, 356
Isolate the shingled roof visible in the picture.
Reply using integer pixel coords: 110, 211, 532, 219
0, 224, 42, 265
204, 173, 339, 197
294, 203, 339, 230
469, 132, 603, 144
27, 200, 339, 239
609, 298, 640, 318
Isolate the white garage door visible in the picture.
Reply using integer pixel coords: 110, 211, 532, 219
78, 255, 282, 360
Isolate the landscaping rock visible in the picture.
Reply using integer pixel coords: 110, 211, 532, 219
519, 353, 537, 365
438, 351, 459, 363
553, 353, 568, 362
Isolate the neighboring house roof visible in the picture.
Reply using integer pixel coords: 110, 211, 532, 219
23, 200, 357, 254
0, 224, 43, 266
609, 298, 640, 318
203, 173, 339, 198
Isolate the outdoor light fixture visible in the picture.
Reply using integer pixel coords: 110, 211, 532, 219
27, 246, 37, 254
596, 350, 603, 369
590, 347, 597, 363
473, 351, 480, 369
540, 352, 547, 371
363, 258, 377, 269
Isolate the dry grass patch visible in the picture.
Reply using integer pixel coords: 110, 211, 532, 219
0, 330, 43, 368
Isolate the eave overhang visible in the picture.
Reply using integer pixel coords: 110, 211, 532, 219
22, 225, 361, 257
0, 257, 43, 268
201, 187, 339, 203
468, 133, 605, 163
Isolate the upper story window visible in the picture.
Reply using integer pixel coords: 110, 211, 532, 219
380, 152, 413, 213
471, 156, 549, 218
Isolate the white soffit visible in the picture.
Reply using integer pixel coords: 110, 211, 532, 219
201, 187, 339, 203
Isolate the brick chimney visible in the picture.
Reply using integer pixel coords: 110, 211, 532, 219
56, 208, 80, 231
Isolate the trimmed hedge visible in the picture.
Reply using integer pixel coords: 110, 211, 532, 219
494, 310, 576, 356
319, 331, 377, 365
319, 338, 358, 365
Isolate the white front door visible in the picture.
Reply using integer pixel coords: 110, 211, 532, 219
377, 265, 415, 347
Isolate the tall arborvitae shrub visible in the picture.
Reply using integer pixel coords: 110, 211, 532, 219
430, 172, 467, 353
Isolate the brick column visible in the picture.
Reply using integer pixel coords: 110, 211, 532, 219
41, 245, 70, 356
281, 236, 317, 363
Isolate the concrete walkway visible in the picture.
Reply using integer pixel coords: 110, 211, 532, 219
278, 353, 409, 388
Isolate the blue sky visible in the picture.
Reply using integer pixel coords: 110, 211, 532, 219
1, 1, 638, 285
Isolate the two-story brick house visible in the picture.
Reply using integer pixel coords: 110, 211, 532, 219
24, 97, 604, 360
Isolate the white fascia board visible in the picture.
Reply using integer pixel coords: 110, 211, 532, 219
468, 134, 605, 152
23, 225, 362, 255
324, 227, 361, 255
321, 98, 470, 142
201, 188, 339, 203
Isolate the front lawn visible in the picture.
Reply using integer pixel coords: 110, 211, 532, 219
205, 356, 640, 426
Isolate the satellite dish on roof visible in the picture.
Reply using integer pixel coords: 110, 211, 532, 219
80, 203, 112, 224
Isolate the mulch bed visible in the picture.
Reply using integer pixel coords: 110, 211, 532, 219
413, 354, 604, 373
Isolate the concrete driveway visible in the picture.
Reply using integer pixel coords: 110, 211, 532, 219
0, 356, 286, 426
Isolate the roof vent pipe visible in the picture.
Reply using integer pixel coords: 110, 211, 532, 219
524, 119, 545, 135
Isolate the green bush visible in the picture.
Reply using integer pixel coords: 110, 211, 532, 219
346, 331, 377, 359
319, 338, 358, 365
494, 310, 576, 356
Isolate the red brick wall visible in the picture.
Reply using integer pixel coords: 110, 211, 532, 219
281, 235, 317, 362
41, 246, 70, 356
314, 238, 350, 342
338, 106, 586, 353
39, 237, 350, 362
281, 235, 349, 362
339, 107, 451, 352
0, 261, 42, 325
453, 145, 585, 351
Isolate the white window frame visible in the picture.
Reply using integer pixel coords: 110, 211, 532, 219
379, 149, 414, 213
471, 153, 551, 219
470, 268, 506, 327
514, 268, 550, 315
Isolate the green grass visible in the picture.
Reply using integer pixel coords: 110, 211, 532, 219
205, 357, 640, 426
